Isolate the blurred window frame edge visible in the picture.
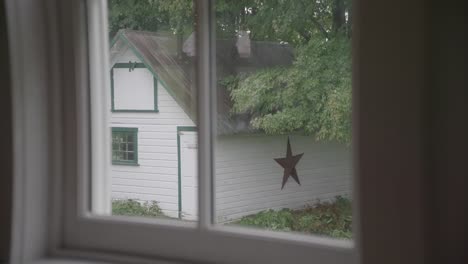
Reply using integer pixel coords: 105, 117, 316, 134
5, 0, 433, 264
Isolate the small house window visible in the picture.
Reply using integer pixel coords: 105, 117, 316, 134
112, 127, 138, 165
110, 62, 158, 112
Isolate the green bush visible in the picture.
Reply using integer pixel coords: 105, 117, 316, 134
112, 199, 165, 217
237, 209, 295, 231
232, 196, 352, 239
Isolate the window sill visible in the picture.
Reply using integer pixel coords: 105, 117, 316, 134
33, 257, 187, 264
33, 259, 111, 264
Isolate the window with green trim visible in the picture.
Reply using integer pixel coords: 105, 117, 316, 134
111, 62, 158, 112
112, 127, 138, 165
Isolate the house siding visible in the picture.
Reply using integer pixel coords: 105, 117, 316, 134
109, 44, 352, 222
214, 135, 352, 223
109, 50, 194, 218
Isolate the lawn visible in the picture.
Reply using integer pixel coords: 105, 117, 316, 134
231, 196, 352, 239
112, 196, 352, 239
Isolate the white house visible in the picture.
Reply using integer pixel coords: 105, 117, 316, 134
108, 29, 352, 222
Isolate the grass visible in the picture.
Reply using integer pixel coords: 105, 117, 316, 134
112, 199, 166, 218
232, 196, 352, 239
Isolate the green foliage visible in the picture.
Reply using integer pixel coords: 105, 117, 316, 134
108, 0, 352, 143
236, 209, 295, 231
108, 0, 351, 44
108, 0, 169, 37
112, 199, 165, 217
234, 196, 352, 239
157, 0, 193, 35
227, 36, 352, 143
296, 196, 352, 238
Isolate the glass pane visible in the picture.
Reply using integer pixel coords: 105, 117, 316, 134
213, 0, 353, 239
93, 0, 198, 222
127, 143, 133, 151
112, 143, 118, 151
115, 151, 124, 161
126, 134, 133, 144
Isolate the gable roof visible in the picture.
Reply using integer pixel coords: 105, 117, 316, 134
111, 29, 196, 121
110, 29, 294, 134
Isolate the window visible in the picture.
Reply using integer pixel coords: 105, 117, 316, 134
66, 0, 356, 263
110, 62, 158, 112
6, 0, 436, 263
111, 127, 138, 165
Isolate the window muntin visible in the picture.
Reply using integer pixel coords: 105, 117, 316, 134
112, 127, 138, 165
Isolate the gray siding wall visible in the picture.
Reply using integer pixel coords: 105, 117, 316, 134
214, 135, 352, 223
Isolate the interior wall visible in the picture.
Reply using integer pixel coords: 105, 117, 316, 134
357, 0, 468, 264
425, 1, 468, 263
0, 0, 12, 262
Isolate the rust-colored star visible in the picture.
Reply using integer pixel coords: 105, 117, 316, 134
274, 137, 304, 190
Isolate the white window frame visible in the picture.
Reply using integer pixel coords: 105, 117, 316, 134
6, 0, 429, 263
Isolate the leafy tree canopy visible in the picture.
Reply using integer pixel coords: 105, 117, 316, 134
108, 0, 352, 143
225, 36, 351, 143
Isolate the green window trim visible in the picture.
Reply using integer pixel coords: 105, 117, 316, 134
110, 62, 159, 113
112, 127, 139, 166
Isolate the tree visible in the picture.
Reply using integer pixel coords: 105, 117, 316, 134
108, 0, 352, 143
226, 36, 351, 143
108, 0, 169, 38
222, 0, 353, 143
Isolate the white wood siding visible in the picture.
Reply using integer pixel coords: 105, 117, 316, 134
214, 135, 352, 223
113, 68, 155, 110
109, 48, 351, 222
109, 50, 194, 218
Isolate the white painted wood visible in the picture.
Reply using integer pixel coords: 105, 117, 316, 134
109, 49, 195, 217
213, 135, 351, 223
180, 131, 198, 220
111, 114, 351, 222
113, 68, 155, 110
111, 47, 136, 66
88, 0, 112, 215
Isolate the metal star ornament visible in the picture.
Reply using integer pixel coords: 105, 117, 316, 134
274, 137, 304, 190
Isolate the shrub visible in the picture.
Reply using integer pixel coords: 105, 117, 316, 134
237, 209, 295, 231
112, 199, 165, 217
232, 196, 352, 239
295, 196, 352, 238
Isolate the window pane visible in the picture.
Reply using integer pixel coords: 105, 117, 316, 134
213, 0, 353, 239
93, 0, 198, 222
